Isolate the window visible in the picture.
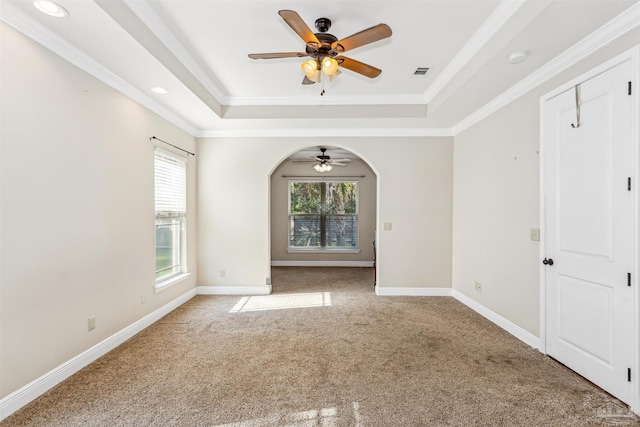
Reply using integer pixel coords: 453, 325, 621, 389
155, 149, 186, 282
288, 181, 358, 249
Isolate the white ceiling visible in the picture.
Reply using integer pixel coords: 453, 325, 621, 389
2, 0, 639, 136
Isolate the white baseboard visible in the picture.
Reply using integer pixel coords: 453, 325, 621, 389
452, 290, 540, 349
271, 260, 374, 267
197, 285, 272, 295
374, 286, 539, 348
1, 284, 540, 422
375, 286, 452, 296
0, 288, 197, 422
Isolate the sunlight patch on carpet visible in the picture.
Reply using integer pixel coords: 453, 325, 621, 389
214, 406, 338, 426
230, 292, 332, 313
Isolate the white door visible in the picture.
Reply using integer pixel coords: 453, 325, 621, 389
543, 60, 633, 404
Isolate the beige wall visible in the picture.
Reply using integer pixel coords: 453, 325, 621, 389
197, 137, 453, 290
0, 23, 197, 399
270, 157, 376, 263
6, 4, 635, 407
452, 29, 640, 336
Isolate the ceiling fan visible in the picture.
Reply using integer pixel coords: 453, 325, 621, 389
248, 10, 392, 93
293, 148, 352, 173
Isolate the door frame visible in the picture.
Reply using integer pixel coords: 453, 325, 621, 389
539, 45, 640, 411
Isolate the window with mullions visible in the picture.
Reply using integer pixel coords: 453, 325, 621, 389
289, 181, 358, 249
155, 149, 186, 282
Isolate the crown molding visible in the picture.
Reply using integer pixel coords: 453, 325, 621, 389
196, 127, 453, 138
4, 0, 637, 140
122, 0, 229, 104
422, 0, 528, 104
451, 1, 640, 135
0, 2, 199, 136
225, 93, 427, 106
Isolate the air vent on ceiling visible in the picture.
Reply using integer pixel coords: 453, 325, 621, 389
412, 67, 430, 78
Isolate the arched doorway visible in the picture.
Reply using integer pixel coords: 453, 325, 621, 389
269, 146, 377, 290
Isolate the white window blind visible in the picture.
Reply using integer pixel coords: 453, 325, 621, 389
155, 149, 186, 213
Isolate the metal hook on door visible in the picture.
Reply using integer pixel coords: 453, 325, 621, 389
571, 84, 581, 128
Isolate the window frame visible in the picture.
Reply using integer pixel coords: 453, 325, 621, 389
154, 148, 188, 290
287, 179, 360, 253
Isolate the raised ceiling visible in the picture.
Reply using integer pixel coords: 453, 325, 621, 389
2, 0, 638, 136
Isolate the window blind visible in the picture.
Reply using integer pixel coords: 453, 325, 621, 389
155, 149, 186, 213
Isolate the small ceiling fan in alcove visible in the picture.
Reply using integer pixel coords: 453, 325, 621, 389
248, 10, 392, 95
293, 148, 352, 173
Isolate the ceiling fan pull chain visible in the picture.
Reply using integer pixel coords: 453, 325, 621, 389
321, 72, 325, 96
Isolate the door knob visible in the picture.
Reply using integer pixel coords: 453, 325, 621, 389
543, 258, 554, 266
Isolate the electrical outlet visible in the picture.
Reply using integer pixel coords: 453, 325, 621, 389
474, 281, 482, 292
220, 270, 226, 278
384, 222, 392, 231
88, 316, 96, 331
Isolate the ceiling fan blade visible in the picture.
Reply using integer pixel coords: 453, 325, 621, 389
336, 56, 382, 78
330, 158, 352, 163
292, 160, 318, 163
249, 52, 309, 59
279, 10, 320, 45
301, 76, 316, 85
331, 24, 391, 53
330, 162, 348, 167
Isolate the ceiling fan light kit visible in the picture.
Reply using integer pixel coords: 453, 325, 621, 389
314, 163, 333, 173
301, 59, 318, 78
322, 57, 339, 75
248, 10, 391, 95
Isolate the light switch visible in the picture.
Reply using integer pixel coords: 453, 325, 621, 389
530, 228, 540, 241
384, 222, 392, 231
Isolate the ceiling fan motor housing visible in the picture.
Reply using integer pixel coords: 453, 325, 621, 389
306, 32, 340, 64
317, 148, 331, 163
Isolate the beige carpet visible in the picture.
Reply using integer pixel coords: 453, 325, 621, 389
3, 267, 639, 426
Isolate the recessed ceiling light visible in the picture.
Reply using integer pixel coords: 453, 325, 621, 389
508, 51, 527, 65
33, 1, 69, 18
151, 87, 169, 95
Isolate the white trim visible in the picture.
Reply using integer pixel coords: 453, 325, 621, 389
0, 288, 198, 422
538, 90, 548, 356
196, 127, 454, 138
452, 290, 540, 349
0, 2, 199, 136
374, 286, 540, 349
539, 45, 640, 414
225, 94, 427, 106
0, 282, 544, 421
122, 0, 228, 104
375, 286, 452, 297
2, 0, 638, 141
155, 272, 191, 293
285, 249, 361, 255
540, 49, 639, 102
113, 2, 430, 109
631, 43, 640, 419
422, 0, 528, 103
452, 1, 640, 135
197, 285, 272, 296
271, 260, 373, 267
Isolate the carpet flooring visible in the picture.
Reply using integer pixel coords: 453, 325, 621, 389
3, 267, 639, 426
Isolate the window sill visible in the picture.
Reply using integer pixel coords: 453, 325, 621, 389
155, 272, 191, 293
287, 248, 361, 254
